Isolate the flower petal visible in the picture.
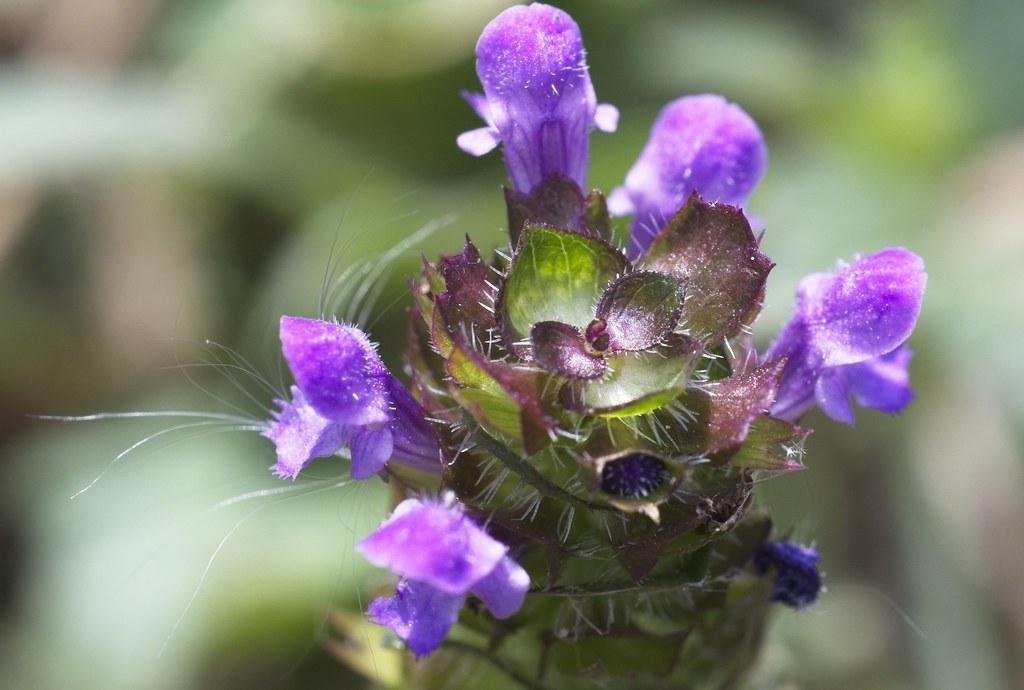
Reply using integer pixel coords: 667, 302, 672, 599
460, 90, 492, 124
813, 367, 856, 425
469, 554, 530, 619
263, 387, 347, 479
367, 579, 464, 657
349, 426, 393, 480
802, 248, 927, 367
618, 95, 766, 256
385, 376, 442, 474
472, 3, 606, 192
769, 249, 926, 422
754, 541, 822, 610
457, 126, 501, 157
279, 316, 391, 426
768, 320, 821, 422
846, 346, 915, 415
594, 103, 619, 132
357, 498, 508, 595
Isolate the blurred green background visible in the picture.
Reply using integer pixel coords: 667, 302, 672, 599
1, 0, 1022, 688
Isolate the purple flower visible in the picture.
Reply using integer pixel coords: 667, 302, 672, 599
358, 496, 530, 656
608, 94, 766, 258
753, 541, 822, 609
767, 248, 927, 424
263, 316, 440, 479
457, 3, 617, 193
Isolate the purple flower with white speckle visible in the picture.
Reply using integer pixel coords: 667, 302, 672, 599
754, 541, 822, 609
457, 3, 617, 194
767, 248, 927, 424
263, 316, 440, 479
358, 496, 530, 655
609, 94, 767, 258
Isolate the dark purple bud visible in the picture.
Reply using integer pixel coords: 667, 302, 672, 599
600, 453, 669, 499
754, 541, 822, 609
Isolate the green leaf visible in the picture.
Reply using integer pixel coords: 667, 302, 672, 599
595, 271, 684, 351
562, 334, 702, 417
444, 335, 555, 454
501, 226, 627, 338
641, 194, 773, 346
728, 416, 808, 472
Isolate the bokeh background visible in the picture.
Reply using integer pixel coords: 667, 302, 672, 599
1, 0, 1022, 688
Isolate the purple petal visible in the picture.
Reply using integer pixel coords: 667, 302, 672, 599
279, 316, 391, 426
615, 95, 766, 256
349, 426, 393, 480
801, 249, 927, 367
470, 3, 609, 192
461, 90, 492, 124
357, 498, 507, 595
367, 579, 464, 657
385, 376, 442, 474
594, 103, 619, 132
469, 554, 530, 619
813, 367, 856, 425
768, 249, 925, 423
768, 320, 822, 422
846, 345, 915, 415
263, 387, 348, 479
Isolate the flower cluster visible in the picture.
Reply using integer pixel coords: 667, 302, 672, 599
247, 2, 924, 681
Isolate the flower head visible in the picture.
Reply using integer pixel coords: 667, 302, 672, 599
358, 496, 530, 655
767, 248, 927, 424
754, 541, 822, 609
609, 95, 766, 258
263, 316, 440, 479
457, 3, 617, 193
